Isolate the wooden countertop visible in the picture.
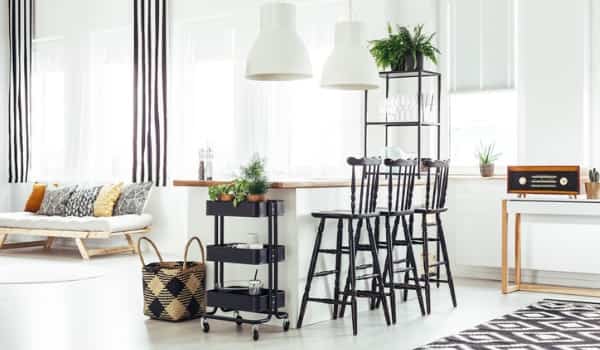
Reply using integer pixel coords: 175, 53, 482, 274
173, 180, 352, 189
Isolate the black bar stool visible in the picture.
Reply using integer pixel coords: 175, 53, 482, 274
408, 159, 456, 314
371, 158, 426, 323
296, 157, 391, 335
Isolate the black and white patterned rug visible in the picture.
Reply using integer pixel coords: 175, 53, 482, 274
418, 299, 600, 349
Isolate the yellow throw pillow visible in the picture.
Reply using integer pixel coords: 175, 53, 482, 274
24, 183, 47, 212
94, 183, 123, 217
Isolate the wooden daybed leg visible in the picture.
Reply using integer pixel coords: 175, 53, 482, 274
45, 237, 56, 250
75, 238, 90, 260
125, 234, 138, 254
0, 234, 7, 248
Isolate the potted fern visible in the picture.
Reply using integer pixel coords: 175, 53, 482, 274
585, 168, 600, 199
476, 142, 501, 177
241, 154, 269, 203
370, 24, 440, 72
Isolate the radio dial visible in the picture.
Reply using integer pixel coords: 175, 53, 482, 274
518, 177, 527, 186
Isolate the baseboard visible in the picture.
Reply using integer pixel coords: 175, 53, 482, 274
455, 265, 600, 289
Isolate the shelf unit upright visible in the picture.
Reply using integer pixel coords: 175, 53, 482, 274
364, 70, 442, 171
202, 200, 289, 341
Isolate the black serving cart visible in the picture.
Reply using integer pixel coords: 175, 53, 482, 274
202, 200, 289, 341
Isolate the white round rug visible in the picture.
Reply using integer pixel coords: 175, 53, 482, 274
0, 260, 105, 284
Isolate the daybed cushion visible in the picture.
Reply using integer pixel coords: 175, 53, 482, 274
0, 212, 152, 233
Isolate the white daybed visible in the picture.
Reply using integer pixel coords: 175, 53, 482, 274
0, 212, 152, 260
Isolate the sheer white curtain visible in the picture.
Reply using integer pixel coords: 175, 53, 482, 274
31, 0, 132, 183
170, 1, 367, 180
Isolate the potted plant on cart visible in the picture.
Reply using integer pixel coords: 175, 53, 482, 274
242, 154, 269, 203
208, 183, 234, 202
476, 142, 501, 177
585, 168, 600, 199
369, 23, 440, 72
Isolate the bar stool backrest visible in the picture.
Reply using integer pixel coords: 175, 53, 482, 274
347, 157, 382, 215
422, 159, 450, 210
384, 158, 418, 212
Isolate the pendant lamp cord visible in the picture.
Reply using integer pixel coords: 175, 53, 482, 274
348, 0, 353, 21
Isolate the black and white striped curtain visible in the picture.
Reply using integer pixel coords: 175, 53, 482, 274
133, 0, 168, 186
8, 0, 32, 183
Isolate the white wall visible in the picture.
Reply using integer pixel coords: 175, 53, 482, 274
517, 0, 589, 165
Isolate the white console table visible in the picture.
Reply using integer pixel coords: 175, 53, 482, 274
501, 197, 600, 297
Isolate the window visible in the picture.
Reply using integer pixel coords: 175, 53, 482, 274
31, 0, 132, 182
447, 0, 517, 172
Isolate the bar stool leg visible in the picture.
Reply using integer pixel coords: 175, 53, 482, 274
348, 217, 358, 336
403, 214, 414, 303
369, 216, 380, 310
422, 213, 431, 314
385, 214, 396, 324
365, 218, 391, 326
436, 238, 441, 288
297, 218, 326, 328
402, 215, 426, 316
437, 214, 457, 307
339, 219, 363, 319
332, 219, 344, 319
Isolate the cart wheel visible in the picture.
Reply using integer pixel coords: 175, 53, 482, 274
283, 319, 290, 332
202, 320, 210, 333
235, 315, 243, 327
252, 326, 260, 341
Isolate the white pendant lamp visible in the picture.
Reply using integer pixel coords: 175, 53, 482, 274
246, 2, 312, 81
321, 1, 379, 90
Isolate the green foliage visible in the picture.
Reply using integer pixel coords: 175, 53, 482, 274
589, 168, 600, 183
369, 23, 440, 71
208, 183, 233, 201
241, 154, 268, 195
476, 142, 501, 165
231, 179, 249, 207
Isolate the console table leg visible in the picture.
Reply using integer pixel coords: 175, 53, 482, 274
514, 213, 522, 286
501, 200, 508, 293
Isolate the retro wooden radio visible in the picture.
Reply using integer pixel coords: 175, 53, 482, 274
506, 165, 580, 197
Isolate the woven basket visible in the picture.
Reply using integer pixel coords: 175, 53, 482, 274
139, 236, 206, 322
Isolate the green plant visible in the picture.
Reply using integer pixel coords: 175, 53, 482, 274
208, 183, 233, 201
231, 178, 249, 207
369, 23, 440, 71
476, 142, 501, 166
241, 154, 268, 196
589, 168, 600, 183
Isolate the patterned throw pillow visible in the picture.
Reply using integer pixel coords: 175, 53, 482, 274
37, 185, 78, 216
65, 186, 102, 217
113, 182, 153, 216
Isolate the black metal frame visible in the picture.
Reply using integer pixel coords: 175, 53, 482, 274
363, 70, 442, 172
202, 200, 288, 340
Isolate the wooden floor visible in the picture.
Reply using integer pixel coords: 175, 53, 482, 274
1, 248, 599, 350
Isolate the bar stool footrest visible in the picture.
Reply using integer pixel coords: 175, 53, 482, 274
312, 269, 338, 277
307, 297, 348, 305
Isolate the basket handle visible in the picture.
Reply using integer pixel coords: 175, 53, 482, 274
138, 237, 164, 266
183, 236, 206, 268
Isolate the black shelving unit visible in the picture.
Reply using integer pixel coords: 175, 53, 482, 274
363, 70, 442, 168
202, 200, 288, 341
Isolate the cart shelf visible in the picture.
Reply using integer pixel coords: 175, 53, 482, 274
207, 288, 285, 313
206, 200, 284, 217
206, 244, 285, 264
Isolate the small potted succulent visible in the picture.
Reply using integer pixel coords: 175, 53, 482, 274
241, 154, 268, 203
370, 24, 440, 72
476, 142, 501, 177
585, 168, 600, 199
